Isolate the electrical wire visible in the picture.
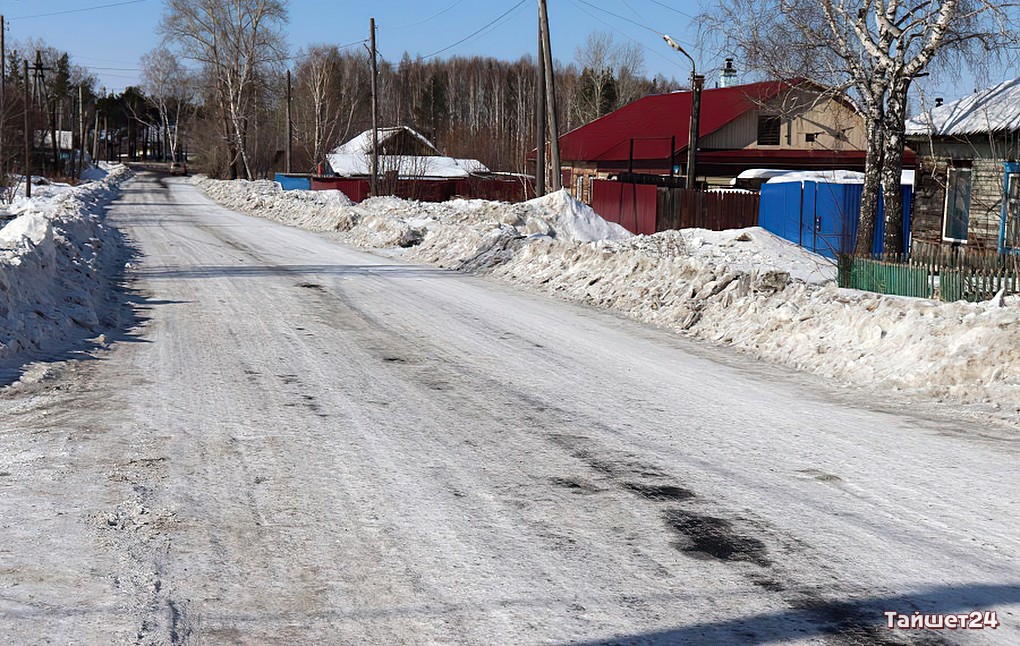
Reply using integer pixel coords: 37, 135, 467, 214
647, 0, 697, 20
565, 0, 688, 73
421, 0, 528, 60
10, 0, 151, 21
391, 0, 468, 30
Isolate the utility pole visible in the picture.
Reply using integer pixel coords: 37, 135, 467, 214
1, 15, 6, 103
369, 17, 379, 196
535, 17, 546, 197
2, 15, 6, 184
285, 68, 292, 173
687, 74, 704, 189
78, 84, 85, 181
537, 0, 561, 190
23, 60, 30, 198
92, 110, 100, 162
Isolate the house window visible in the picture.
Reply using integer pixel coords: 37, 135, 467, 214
757, 115, 781, 146
805, 132, 816, 143
942, 166, 972, 243
1002, 166, 1020, 253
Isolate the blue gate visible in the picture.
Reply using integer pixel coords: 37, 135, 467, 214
759, 181, 912, 258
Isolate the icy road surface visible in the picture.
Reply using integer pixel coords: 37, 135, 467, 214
1, 173, 1018, 645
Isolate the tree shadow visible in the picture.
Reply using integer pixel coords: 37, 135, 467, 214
134, 263, 454, 281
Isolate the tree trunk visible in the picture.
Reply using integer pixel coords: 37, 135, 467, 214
881, 81, 910, 256
856, 108, 884, 256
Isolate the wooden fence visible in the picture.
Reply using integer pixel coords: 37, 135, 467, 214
657, 188, 760, 231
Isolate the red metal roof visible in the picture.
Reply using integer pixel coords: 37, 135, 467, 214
549, 80, 798, 163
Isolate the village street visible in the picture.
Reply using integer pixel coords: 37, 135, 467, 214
0, 173, 1017, 645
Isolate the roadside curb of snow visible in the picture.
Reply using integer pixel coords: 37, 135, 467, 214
198, 178, 1020, 412
0, 165, 133, 370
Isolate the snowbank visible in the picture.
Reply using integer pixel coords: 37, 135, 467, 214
0, 165, 132, 369
197, 178, 1020, 410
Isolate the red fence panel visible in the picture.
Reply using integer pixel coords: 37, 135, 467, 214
311, 177, 370, 202
308, 176, 532, 204
591, 180, 658, 235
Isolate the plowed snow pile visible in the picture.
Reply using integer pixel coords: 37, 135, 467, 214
198, 178, 1020, 410
0, 165, 132, 368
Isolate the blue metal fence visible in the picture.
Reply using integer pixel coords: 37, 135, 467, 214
274, 173, 312, 191
759, 181, 912, 258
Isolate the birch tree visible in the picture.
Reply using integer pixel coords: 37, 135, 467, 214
160, 0, 287, 179
292, 45, 366, 171
140, 47, 196, 163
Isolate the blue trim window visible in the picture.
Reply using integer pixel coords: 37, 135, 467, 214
943, 166, 972, 243
1002, 162, 1020, 254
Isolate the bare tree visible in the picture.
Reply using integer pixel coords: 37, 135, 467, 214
160, 0, 288, 179
570, 31, 652, 125
140, 47, 196, 163
292, 45, 366, 172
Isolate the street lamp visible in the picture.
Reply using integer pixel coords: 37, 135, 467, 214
663, 35, 704, 190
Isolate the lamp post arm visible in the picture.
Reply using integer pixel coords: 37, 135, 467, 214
662, 35, 696, 80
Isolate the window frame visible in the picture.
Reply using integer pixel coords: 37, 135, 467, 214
1000, 162, 1020, 254
942, 165, 972, 244
756, 115, 782, 146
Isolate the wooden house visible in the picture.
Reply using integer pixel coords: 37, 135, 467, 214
906, 78, 1020, 256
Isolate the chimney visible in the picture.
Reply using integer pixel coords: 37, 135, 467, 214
719, 58, 738, 88
935, 97, 944, 107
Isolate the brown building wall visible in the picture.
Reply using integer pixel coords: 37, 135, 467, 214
911, 154, 1004, 250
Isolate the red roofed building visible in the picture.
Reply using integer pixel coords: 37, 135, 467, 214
543, 80, 880, 201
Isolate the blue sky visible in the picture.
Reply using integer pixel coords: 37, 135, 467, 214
0, 0, 1007, 105
0, 0, 721, 91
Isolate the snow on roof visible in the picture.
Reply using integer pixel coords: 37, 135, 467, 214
734, 168, 800, 182
325, 153, 490, 179
906, 77, 1020, 137
327, 126, 489, 178
331, 126, 439, 156
765, 169, 913, 185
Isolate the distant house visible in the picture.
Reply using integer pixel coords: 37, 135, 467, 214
906, 78, 1020, 255
326, 127, 488, 179
542, 79, 880, 202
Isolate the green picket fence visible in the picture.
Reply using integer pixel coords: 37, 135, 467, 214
838, 256, 1020, 303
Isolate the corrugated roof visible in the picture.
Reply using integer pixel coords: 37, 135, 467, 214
551, 80, 798, 163
906, 77, 1020, 137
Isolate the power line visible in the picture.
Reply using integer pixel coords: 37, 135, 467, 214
10, 0, 151, 21
392, 0, 468, 30
572, 0, 662, 36
283, 38, 369, 62
421, 0, 528, 60
647, 0, 697, 20
565, 0, 689, 73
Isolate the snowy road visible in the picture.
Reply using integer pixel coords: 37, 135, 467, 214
1, 173, 1018, 645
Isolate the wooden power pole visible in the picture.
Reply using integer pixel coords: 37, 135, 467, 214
78, 84, 85, 181
537, 0, 561, 190
369, 17, 379, 196
23, 60, 30, 198
285, 68, 292, 173
535, 17, 546, 197
92, 110, 100, 162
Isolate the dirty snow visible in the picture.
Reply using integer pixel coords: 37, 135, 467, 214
0, 164, 131, 371
197, 177, 1020, 410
